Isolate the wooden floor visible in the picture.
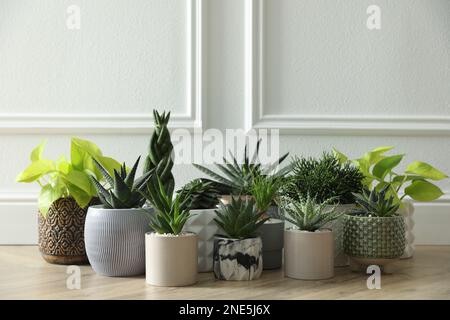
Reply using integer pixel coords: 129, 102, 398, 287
0, 245, 449, 299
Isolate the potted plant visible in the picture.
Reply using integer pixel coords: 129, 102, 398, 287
143, 177, 198, 286
279, 190, 342, 280
343, 186, 406, 273
251, 175, 285, 270
334, 146, 448, 258
179, 179, 220, 272
16, 138, 121, 265
193, 139, 289, 204
286, 152, 364, 266
213, 197, 268, 281
85, 157, 153, 277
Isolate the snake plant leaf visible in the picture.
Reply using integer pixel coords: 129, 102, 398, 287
125, 156, 140, 188
405, 180, 444, 202
405, 161, 448, 181
16, 159, 55, 183
372, 154, 404, 179
30, 140, 47, 162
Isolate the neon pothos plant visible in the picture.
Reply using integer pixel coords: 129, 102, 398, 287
16, 138, 121, 216
333, 146, 448, 203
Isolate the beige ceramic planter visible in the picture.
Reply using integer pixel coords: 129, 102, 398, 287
219, 195, 254, 205
145, 232, 198, 286
284, 228, 334, 280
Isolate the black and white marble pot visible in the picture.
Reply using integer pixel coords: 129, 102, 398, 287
213, 236, 263, 281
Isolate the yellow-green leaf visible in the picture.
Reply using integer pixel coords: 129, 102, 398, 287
64, 170, 95, 196
71, 137, 103, 171
404, 180, 444, 202
364, 146, 394, 165
406, 161, 448, 181
66, 182, 92, 208
372, 154, 404, 179
332, 148, 348, 163
38, 184, 63, 217
16, 159, 55, 183
30, 140, 47, 162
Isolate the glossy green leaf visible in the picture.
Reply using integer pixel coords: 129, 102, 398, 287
71, 137, 103, 171
64, 170, 96, 196
38, 184, 64, 217
372, 154, 404, 179
30, 140, 47, 162
66, 182, 92, 208
405, 161, 448, 181
404, 180, 444, 202
16, 159, 55, 183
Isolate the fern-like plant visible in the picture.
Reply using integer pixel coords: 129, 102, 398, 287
194, 139, 290, 196
91, 157, 153, 209
142, 176, 192, 235
278, 188, 342, 232
352, 185, 400, 217
286, 152, 364, 204
214, 197, 268, 239
143, 110, 175, 196
177, 179, 220, 210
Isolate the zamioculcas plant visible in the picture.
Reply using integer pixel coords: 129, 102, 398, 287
333, 146, 448, 203
143, 110, 175, 196
214, 197, 268, 239
286, 152, 364, 204
194, 139, 290, 196
90, 157, 153, 209
177, 178, 220, 210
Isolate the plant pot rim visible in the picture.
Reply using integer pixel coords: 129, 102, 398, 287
285, 227, 332, 234
344, 213, 402, 220
146, 231, 197, 238
214, 235, 261, 241
88, 204, 146, 211
189, 208, 217, 212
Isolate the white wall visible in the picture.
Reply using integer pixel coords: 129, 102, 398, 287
0, 0, 449, 244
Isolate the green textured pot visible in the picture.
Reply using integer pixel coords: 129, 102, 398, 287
343, 214, 406, 259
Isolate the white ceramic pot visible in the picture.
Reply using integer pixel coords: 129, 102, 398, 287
324, 204, 355, 267
284, 228, 334, 280
398, 200, 415, 259
85, 206, 152, 277
183, 209, 219, 272
145, 232, 198, 286
213, 236, 263, 281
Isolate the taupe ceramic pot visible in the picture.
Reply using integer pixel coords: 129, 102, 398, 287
284, 228, 334, 280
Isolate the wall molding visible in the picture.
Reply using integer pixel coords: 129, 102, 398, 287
244, 0, 450, 135
0, 0, 203, 135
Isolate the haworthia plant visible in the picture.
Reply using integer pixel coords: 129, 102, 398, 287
143, 110, 175, 197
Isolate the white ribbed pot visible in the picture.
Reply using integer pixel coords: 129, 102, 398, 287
284, 229, 334, 280
213, 236, 263, 281
398, 201, 415, 259
145, 232, 198, 286
84, 205, 152, 277
183, 209, 220, 272
324, 204, 356, 267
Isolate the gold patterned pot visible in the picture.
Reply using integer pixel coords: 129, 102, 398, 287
38, 197, 92, 265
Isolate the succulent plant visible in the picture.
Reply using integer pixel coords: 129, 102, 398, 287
142, 176, 192, 235
194, 139, 290, 196
286, 152, 364, 204
251, 175, 283, 214
278, 187, 342, 232
91, 157, 153, 209
177, 179, 220, 210
214, 197, 268, 239
143, 110, 175, 196
352, 185, 400, 217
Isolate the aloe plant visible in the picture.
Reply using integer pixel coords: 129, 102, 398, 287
143, 110, 175, 196
194, 139, 290, 195
333, 146, 448, 203
177, 179, 220, 210
91, 157, 153, 209
142, 177, 192, 235
16, 138, 122, 216
352, 185, 400, 217
251, 175, 283, 214
214, 197, 268, 239
278, 186, 342, 232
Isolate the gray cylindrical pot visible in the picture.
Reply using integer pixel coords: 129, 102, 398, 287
213, 236, 263, 281
182, 209, 220, 272
324, 204, 356, 267
284, 228, 334, 280
85, 205, 152, 277
259, 218, 284, 269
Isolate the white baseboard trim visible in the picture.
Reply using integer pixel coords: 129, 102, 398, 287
0, 191, 449, 245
